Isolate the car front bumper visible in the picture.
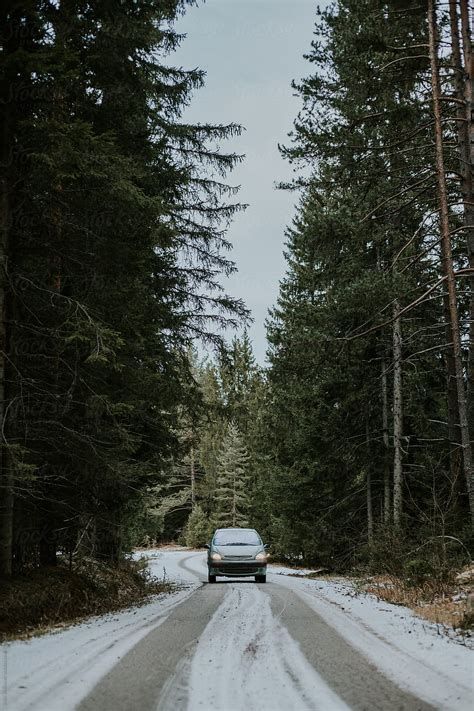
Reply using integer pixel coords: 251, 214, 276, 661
208, 561, 267, 577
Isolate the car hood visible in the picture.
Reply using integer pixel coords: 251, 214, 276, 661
213, 545, 262, 557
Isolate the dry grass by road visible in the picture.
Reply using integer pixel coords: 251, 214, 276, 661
0, 556, 174, 641
282, 561, 474, 634
362, 568, 474, 632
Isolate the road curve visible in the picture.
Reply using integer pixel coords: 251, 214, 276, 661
79, 552, 435, 711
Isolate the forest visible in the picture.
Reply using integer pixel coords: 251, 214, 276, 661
0, 0, 473, 595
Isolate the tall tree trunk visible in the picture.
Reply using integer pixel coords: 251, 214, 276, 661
0, 2, 15, 579
232, 474, 236, 527
449, 1, 474, 436
459, 1, 473, 176
428, 0, 474, 522
95, 510, 121, 565
381, 355, 391, 523
443, 290, 461, 480
190, 440, 196, 511
392, 301, 403, 528
39, 509, 59, 568
366, 421, 374, 543
0, 155, 12, 579
38, 2, 71, 569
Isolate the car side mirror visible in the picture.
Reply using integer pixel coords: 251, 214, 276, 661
264, 543, 270, 550
204, 543, 210, 549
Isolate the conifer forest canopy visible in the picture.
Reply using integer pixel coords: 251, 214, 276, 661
0, 0, 473, 580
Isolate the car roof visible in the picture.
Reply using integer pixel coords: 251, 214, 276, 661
215, 527, 257, 532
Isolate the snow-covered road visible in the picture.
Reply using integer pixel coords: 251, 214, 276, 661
1, 548, 472, 711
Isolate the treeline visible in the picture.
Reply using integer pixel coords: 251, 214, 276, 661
138, 335, 264, 547
0, 0, 246, 578
3, 0, 473, 583
102, 0, 474, 575
180, 0, 474, 574
258, 0, 474, 570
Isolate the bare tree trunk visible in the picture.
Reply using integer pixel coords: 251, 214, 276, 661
393, 301, 403, 528
0, 161, 12, 579
461, 0, 474, 434
232, 474, 236, 527
460, 0, 474, 438
366, 421, 374, 543
443, 290, 461, 479
449, 1, 474, 436
429, 0, 474, 522
449, 1, 473, 222
95, 510, 121, 566
0, 3, 14, 578
381, 355, 391, 523
190, 441, 196, 511
459, 2, 473, 171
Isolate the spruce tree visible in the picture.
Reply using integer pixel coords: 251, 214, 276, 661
214, 423, 250, 528
261, 0, 471, 566
0, 0, 247, 576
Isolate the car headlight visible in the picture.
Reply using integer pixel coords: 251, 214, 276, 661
255, 552, 267, 561
211, 552, 222, 561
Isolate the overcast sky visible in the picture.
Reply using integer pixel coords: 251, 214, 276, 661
173, 0, 321, 364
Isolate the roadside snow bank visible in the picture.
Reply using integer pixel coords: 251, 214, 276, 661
135, 547, 204, 585
2, 549, 200, 711
270, 570, 473, 710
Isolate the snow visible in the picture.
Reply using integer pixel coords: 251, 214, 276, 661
186, 583, 349, 711
1, 548, 472, 711
153, 551, 474, 711
268, 569, 474, 711
269, 564, 320, 577
1, 549, 198, 711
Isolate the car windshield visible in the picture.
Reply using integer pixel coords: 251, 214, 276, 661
214, 529, 261, 546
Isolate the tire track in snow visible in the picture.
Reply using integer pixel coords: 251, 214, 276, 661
3, 585, 198, 711
177, 551, 209, 582
186, 582, 349, 711
269, 573, 471, 710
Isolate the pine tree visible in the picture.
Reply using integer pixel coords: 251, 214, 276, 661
184, 505, 210, 548
260, 0, 471, 566
0, 0, 247, 576
217, 331, 261, 435
214, 423, 250, 528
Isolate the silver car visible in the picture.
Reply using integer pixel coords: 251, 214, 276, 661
205, 527, 268, 583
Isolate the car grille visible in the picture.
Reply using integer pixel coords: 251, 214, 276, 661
218, 565, 260, 575
224, 555, 252, 561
